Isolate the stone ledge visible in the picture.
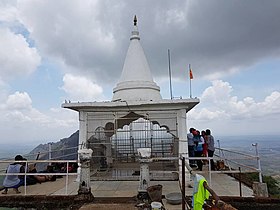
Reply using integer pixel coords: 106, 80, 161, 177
0, 194, 94, 210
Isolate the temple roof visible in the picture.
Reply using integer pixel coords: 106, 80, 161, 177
112, 16, 162, 102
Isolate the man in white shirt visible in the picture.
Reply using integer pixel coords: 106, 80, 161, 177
187, 128, 196, 167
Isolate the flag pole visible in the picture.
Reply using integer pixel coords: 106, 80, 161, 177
189, 64, 192, 98
168, 49, 173, 100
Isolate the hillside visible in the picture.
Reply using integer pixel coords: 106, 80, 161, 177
28, 130, 79, 162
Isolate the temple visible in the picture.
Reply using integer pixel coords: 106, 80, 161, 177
62, 16, 199, 182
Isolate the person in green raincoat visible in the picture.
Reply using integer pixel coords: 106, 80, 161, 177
192, 173, 220, 210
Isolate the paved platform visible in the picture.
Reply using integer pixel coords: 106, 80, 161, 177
0, 173, 253, 209
0, 173, 254, 197
0, 175, 77, 196
63, 173, 253, 197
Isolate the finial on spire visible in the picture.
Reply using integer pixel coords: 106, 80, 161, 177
130, 15, 140, 40
134, 15, 137, 26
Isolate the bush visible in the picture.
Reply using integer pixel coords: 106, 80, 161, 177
246, 173, 280, 197
263, 176, 280, 197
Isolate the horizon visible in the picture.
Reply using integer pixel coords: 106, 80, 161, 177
0, 133, 279, 149
0, 130, 280, 151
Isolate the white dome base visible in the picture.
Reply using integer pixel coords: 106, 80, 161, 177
113, 80, 162, 101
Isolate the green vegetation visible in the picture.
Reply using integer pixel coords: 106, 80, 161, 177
246, 173, 280, 197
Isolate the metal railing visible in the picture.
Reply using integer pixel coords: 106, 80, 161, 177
180, 146, 262, 184
178, 144, 263, 210
0, 140, 263, 202
19, 145, 79, 161
0, 145, 79, 195
131, 150, 261, 210
0, 159, 78, 195
215, 142, 262, 182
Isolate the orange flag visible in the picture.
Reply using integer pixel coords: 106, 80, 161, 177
189, 69, 193, 79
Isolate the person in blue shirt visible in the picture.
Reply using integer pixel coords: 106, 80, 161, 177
194, 130, 204, 171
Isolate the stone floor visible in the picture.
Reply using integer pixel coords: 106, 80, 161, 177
0, 172, 254, 209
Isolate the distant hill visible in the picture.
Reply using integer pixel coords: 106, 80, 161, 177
28, 130, 79, 162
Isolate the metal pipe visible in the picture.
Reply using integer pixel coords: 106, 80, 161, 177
209, 162, 212, 187
239, 167, 242, 197
66, 162, 69, 194
182, 157, 186, 210
48, 143, 52, 164
252, 143, 262, 183
215, 147, 257, 158
217, 140, 221, 157
168, 49, 173, 100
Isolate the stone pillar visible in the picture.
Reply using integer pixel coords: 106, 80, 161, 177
177, 109, 187, 157
75, 163, 81, 182
138, 160, 150, 192
252, 182, 268, 197
79, 111, 87, 148
137, 148, 151, 193
78, 149, 93, 195
177, 109, 191, 184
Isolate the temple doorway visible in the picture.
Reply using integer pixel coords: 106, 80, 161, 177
87, 111, 179, 180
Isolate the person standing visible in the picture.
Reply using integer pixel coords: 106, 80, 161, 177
194, 130, 204, 171
187, 128, 196, 167
201, 130, 208, 158
206, 129, 215, 171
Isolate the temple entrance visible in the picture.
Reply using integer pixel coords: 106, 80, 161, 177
87, 111, 179, 181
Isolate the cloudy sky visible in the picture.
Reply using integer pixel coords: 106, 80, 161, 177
0, 0, 279, 147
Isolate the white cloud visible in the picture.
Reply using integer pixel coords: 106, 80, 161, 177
193, 80, 280, 119
5, 91, 32, 110
190, 108, 228, 121
0, 91, 46, 124
0, 0, 279, 145
0, 91, 78, 144
0, 0, 18, 23
201, 80, 232, 105
7, 0, 279, 85
188, 80, 280, 135
50, 107, 78, 127
0, 27, 41, 80
61, 73, 105, 101
0, 79, 9, 101
17, 0, 118, 79
262, 91, 280, 112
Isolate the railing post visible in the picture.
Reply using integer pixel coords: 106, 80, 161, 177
207, 155, 212, 187
48, 143, 52, 165
217, 140, 221, 158
24, 160, 27, 195
65, 161, 69, 195
252, 143, 262, 183
239, 167, 242, 197
182, 157, 186, 210
78, 149, 93, 196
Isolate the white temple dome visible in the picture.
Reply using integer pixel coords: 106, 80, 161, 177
112, 16, 162, 102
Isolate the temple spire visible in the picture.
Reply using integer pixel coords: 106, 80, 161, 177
112, 16, 162, 101
134, 15, 137, 26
